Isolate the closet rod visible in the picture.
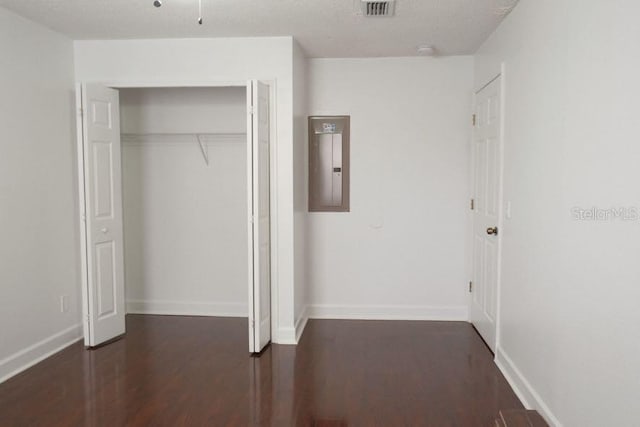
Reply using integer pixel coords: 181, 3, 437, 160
121, 132, 246, 137
121, 133, 246, 166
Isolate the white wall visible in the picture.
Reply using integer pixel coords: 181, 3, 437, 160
74, 37, 296, 342
476, 0, 640, 425
306, 57, 473, 320
292, 41, 309, 340
0, 7, 80, 382
119, 87, 248, 316
119, 87, 247, 134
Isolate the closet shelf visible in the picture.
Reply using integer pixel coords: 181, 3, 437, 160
121, 133, 247, 166
121, 132, 245, 139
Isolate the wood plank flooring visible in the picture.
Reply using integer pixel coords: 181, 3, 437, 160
0, 315, 522, 426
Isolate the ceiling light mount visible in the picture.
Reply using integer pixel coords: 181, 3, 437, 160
152, 0, 204, 25
417, 45, 436, 56
494, 0, 520, 16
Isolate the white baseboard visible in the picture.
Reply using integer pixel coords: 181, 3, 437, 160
0, 323, 82, 384
126, 300, 247, 317
275, 307, 309, 345
495, 346, 562, 427
276, 326, 297, 345
307, 304, 468, 321
295, 306, 309, 343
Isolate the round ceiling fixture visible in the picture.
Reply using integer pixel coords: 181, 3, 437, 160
153, 0, 162, 7
417, 45, 436, 56
495, 0, 520, 16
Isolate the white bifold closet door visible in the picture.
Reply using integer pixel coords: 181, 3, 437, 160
78, 81, 271, 352
247, 80, 271, 353
78, 83, 126, 347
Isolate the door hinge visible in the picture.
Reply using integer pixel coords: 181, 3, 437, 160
251, 320, 255, 329
470, 199, 475, 210
248, 105, 254, 115
472, 114, 476, 126
469, 281, 473, 293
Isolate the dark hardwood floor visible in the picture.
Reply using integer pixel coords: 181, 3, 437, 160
0, 315, 522, 426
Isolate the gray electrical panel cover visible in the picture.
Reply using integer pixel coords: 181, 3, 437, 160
308, 116, 350, 212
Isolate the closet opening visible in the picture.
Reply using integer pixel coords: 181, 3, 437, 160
120, 86, 248, 320
76, 81, 272, 354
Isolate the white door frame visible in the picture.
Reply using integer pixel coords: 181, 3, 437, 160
75, 79, 279, 345
469, 66, 506, 352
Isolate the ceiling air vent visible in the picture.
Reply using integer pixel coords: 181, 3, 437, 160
361, 0, 396, 17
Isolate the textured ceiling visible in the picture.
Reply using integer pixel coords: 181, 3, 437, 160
0, 0, 513, 57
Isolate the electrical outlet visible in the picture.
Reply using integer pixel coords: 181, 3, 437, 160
60, 295, 68, 313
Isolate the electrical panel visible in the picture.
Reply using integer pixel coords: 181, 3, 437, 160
308, 116, 350, 212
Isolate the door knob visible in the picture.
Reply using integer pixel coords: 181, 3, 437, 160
101, 228, 109, 234
486, 227, 498, 236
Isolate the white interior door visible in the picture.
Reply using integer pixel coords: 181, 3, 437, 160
470, 75, 502, 352
247, 80, 271, 353
78, 83, 126, 347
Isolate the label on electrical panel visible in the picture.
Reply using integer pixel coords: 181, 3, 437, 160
322, 123, 337, 133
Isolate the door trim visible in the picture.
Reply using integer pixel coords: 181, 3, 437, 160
495, 63, 506, 351
75, 84, 91, 345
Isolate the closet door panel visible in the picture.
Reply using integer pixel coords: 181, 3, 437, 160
80, 83, 126, 347
248, 80, 271, 353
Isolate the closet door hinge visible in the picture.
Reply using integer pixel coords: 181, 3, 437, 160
248, 105, 255, 115
469, 281, 473, 293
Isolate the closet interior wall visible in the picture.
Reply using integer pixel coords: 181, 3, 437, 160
119, 87, 249, 317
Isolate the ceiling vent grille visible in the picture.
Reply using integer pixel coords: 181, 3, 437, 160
361, 1, 396, 17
